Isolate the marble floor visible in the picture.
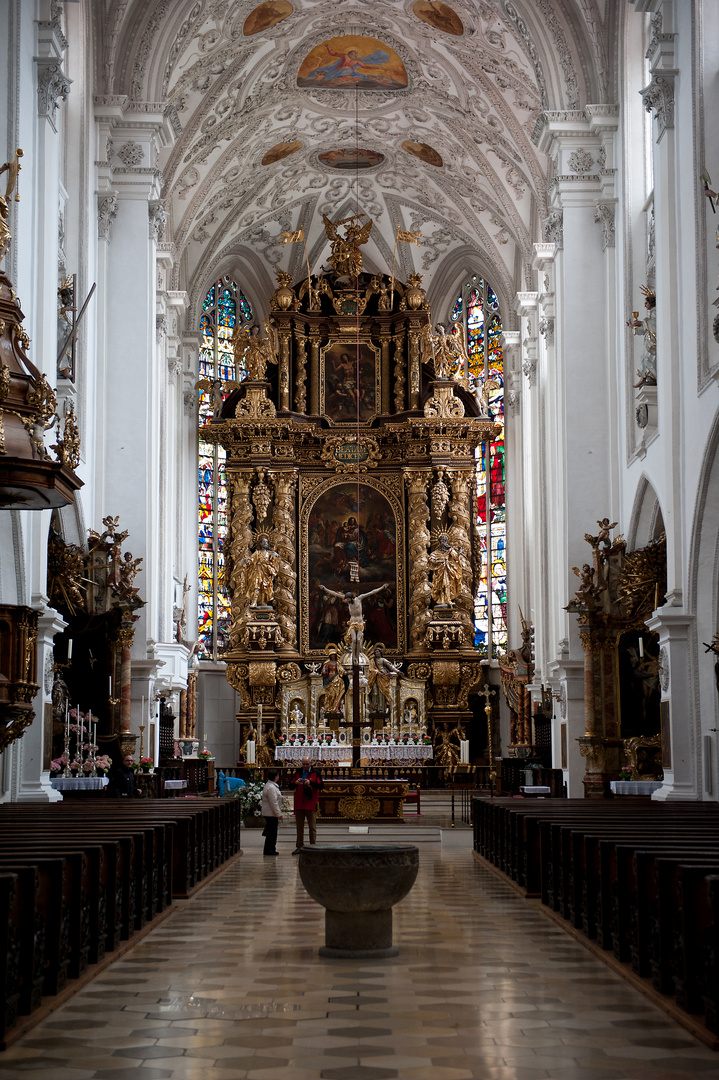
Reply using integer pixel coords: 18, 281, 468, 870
2, 825, 718, 1080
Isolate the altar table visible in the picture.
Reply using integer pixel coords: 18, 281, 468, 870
50, 776, 109, 798
275, 745, 353, 765
361, 745, 433, 763
609, 780, 664, 796
318, 779, 409, 822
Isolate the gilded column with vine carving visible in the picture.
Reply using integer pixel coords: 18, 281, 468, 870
446, 469, 475, 643
408, 321, 421, 409
403, 469, 431, 649
294, 327, 308, 414
228, 471, 254, 649
309, 331, 321, 414
393, 327, 406, 413
270, 469, 298, 652
278, 330, 291, 411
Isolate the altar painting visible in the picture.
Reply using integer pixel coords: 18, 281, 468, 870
321, 341, 379, 423
298, 36, 408, 90
307, 482, 398, 650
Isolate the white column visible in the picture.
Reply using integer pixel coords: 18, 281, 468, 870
535, 109, 619, 795
16, 602, 66, 802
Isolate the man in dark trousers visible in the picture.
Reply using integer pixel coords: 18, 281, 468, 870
260, 769, 283, 856
290, 755, 322, 853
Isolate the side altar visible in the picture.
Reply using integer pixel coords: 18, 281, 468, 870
200, 215, 501, 808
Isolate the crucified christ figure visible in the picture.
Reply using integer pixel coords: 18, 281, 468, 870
319, 582, 391, 665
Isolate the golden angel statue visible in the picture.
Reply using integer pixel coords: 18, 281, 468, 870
427, 533, 464, 607
234, 319, 278, 380
0, 148, 23, 262
421, 322, 467, 381
322, 213, 372, 278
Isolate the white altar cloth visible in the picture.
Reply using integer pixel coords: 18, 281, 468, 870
609, 780, 663, 796
275, 745, 353, 763
50, 776, 109, 791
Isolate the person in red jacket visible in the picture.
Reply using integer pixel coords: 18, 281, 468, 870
290, 756, 323, 853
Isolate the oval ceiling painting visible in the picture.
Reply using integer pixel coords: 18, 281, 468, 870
298, 36, 408, 90
243, 0, 292, 37
412, 1, 463, 36
261, 140, 302, 166
318, 147, 385, 170
402, 140, 443, 167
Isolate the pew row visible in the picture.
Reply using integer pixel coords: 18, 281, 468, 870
473, 797, 719, 1039
0, 798, 242, 1045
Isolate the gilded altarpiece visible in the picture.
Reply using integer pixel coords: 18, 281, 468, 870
200, 256, 500, 768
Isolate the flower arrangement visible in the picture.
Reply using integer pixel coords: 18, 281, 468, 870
237, 780, 265, 817
198, 749, 213, 760
276, 734, 287, 745
422, 735, 432, 745
139, 756, 154, 771
50, 755, 68, 776
95, 754, 112, 774
618, 768, 633, 781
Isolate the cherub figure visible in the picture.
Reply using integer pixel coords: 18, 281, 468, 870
596, 518, 618, 548
572, 562, 599, 604
194, 376, 242, 419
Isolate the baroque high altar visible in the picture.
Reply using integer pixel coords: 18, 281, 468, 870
202, 217, 500, 764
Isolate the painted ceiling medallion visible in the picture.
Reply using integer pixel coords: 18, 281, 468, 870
413, 1, 464, 36
402, 140, 443, 167
298, 36, 408, 90
243, 0, 292, 37
261, 140, 302, 166
318, 148, 384, 170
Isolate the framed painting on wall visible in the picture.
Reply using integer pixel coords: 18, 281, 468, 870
300, 476, 405, 655
320, 339, 380, 425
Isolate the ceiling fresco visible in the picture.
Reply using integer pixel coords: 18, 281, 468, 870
99, 0, 613, 320
261, 140, 303, 165
401, 140, 443, 168
243, 1, 293, 37
318, 148, 385, 170
412, 1, 464, 37
297, 36, 409, 90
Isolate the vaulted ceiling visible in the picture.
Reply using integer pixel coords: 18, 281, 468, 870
97, 0, 615, 318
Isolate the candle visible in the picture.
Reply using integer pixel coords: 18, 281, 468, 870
460, 739, 469, 764
67, 638, 72, 660
247, 739, 256, 765
257, 704, 262, 724
109, 676, 112, 698
638, 637, 644, 658
141, 695, 144, 724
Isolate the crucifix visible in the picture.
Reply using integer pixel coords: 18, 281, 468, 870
478, 683, 497, 795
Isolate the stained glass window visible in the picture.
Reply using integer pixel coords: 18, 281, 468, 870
198, 276, 252, 660
451, 276, 506, 658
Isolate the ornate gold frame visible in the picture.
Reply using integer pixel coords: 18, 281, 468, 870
319, 336, 382, 427
299, 473, 406, 656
